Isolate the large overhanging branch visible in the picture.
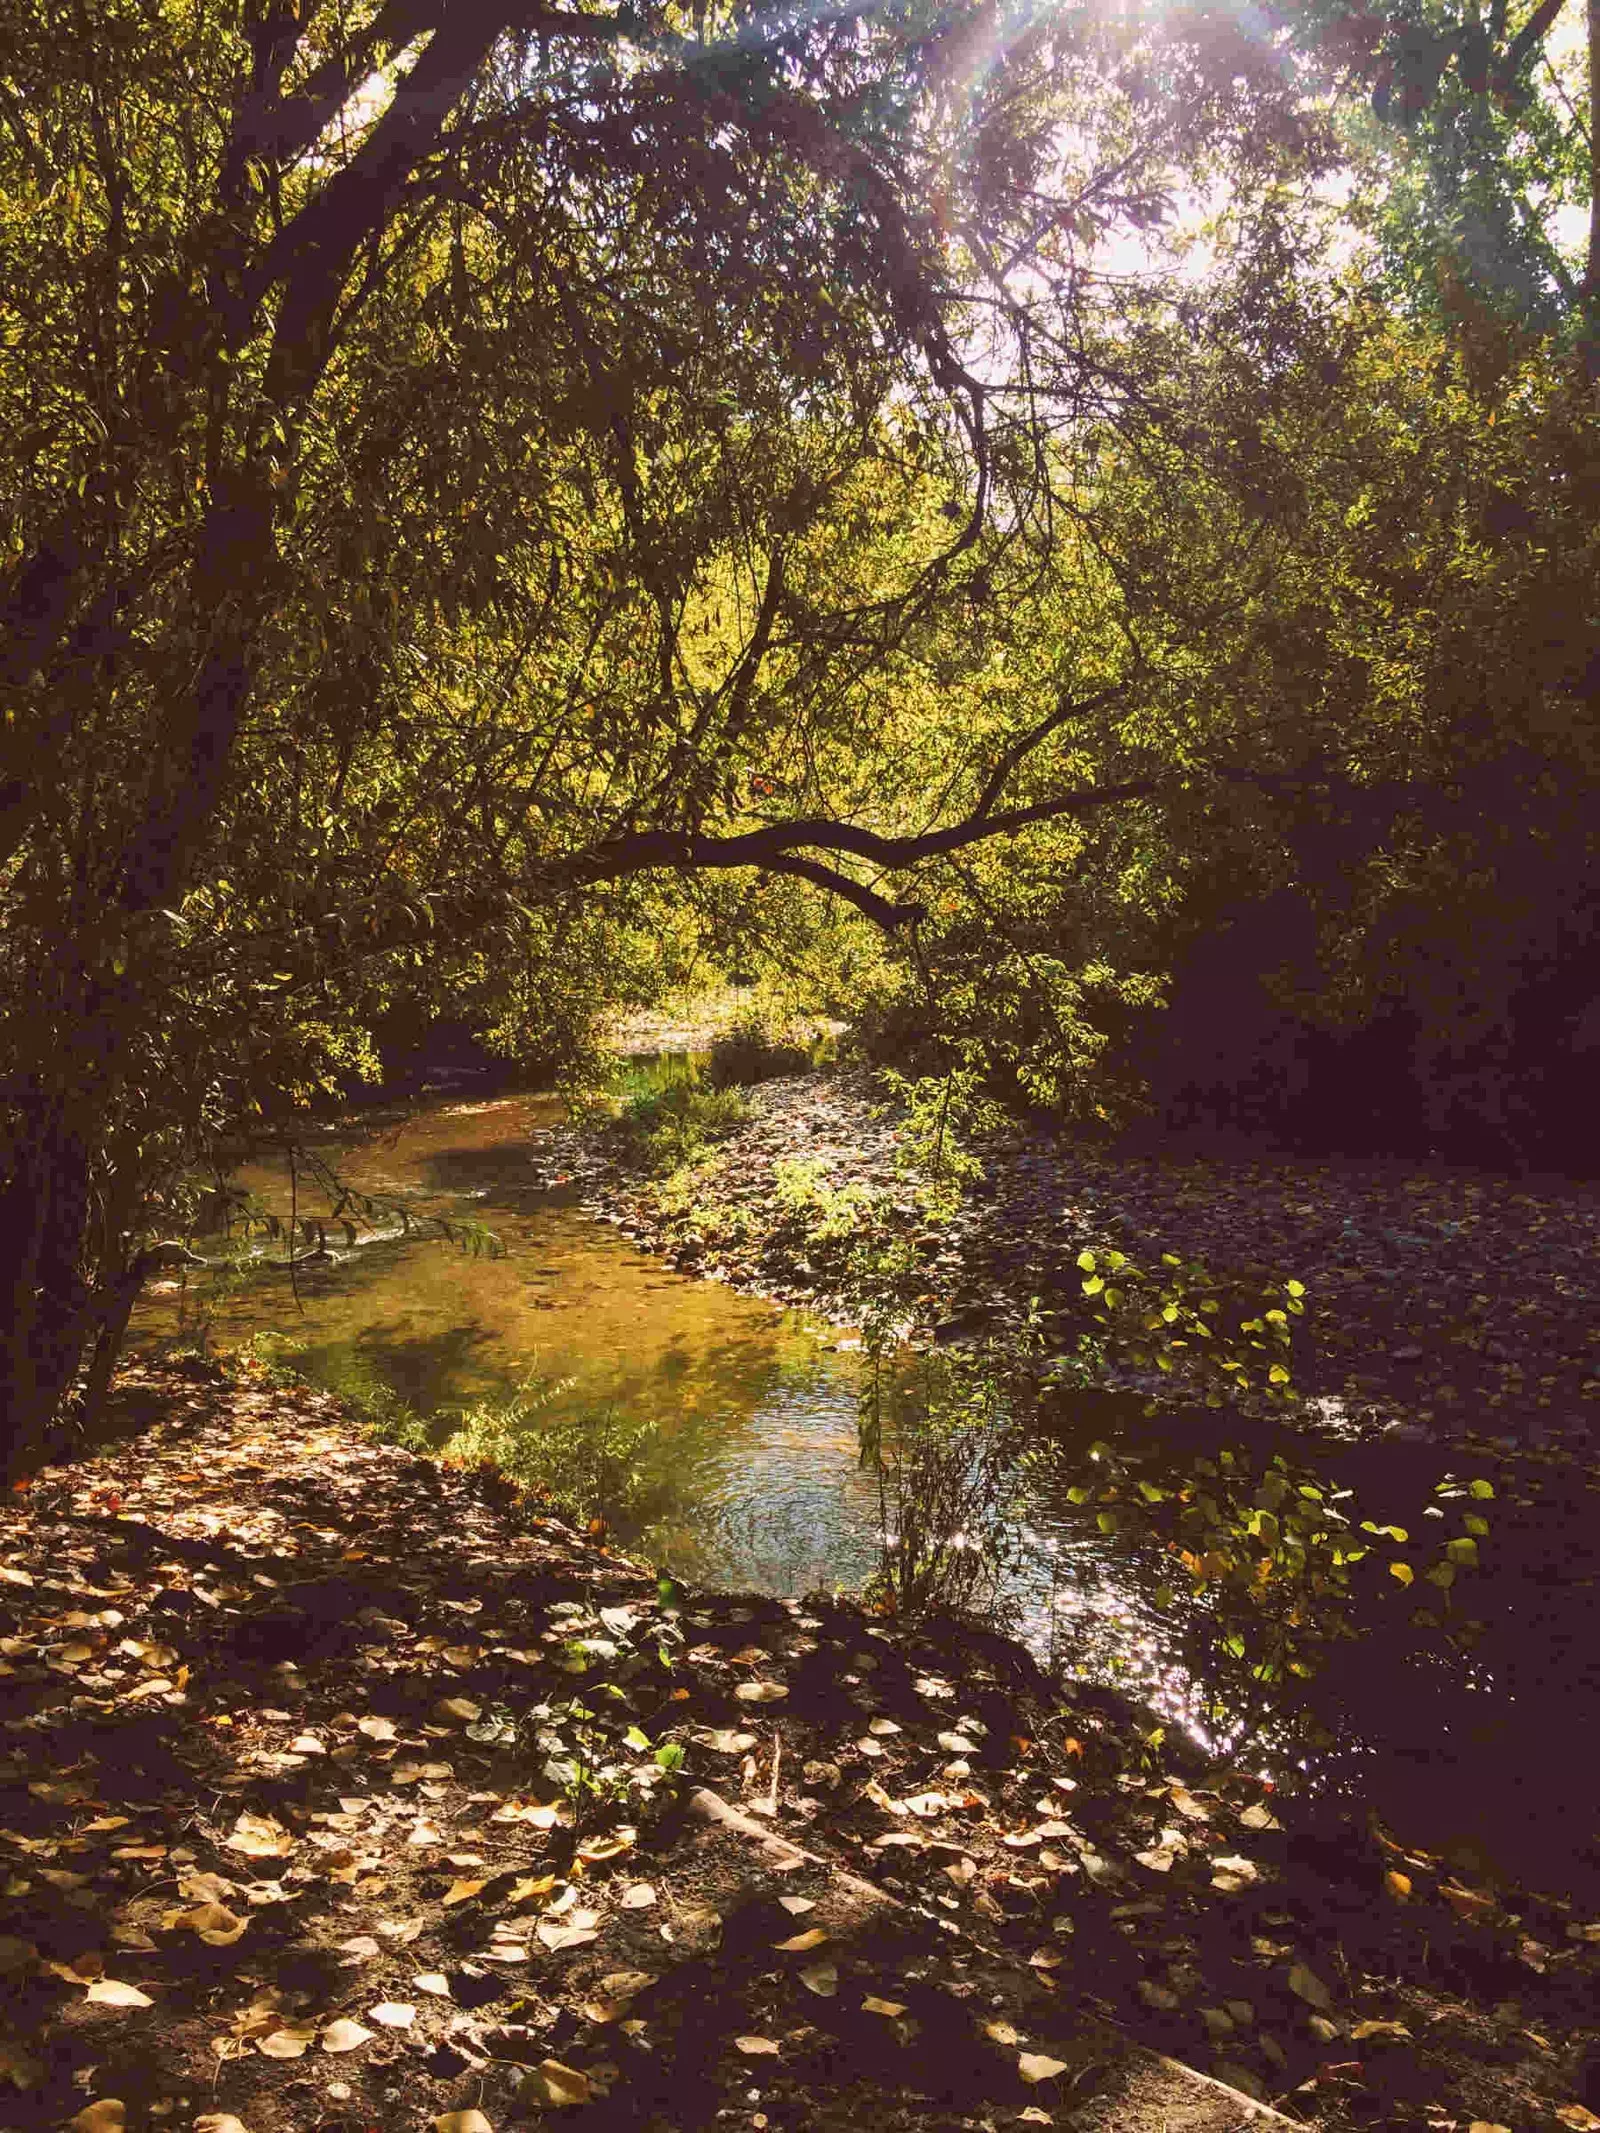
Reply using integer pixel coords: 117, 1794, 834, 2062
566, 778, 1163, 929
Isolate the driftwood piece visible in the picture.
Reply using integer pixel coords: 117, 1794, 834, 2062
685, 1785, 904, 1917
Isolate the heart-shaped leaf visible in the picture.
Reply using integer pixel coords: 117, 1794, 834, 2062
85, 1980, 152, 2008
1018, 2052, 1068, 2084
321, 2017, 374, 2052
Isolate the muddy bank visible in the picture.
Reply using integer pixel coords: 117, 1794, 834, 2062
6, 1362, 1600, 2133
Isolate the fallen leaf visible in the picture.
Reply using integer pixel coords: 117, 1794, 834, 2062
194, 2119, 252, 2133
695, 1729, 758, 1754
358, 1715, 399, 1742
984, 2019, 1021, 2045
799, 1960, 837, 1997
434, 1697, 482, 1724
735, 1681, 788, 1704
778, 1894, 815, 1914
620, 1884, 656, 1909
1018, 2051, 1069, 2084
434, 2115, 495, 2133
415, 1972, 452, 1996
258, 2028, 314, 2059
773, 1928, 829, 1951
491, 1800, 561, 1828
85, 1980, 152, 2008
735, 2036, 781, 2056
370, 2000, 416, 2028
1286, 1962, 1332, 2011
1556, 2111, 1600, 2132
321, 2017, 374, 2052
165, 1902, 247, 1946
868, 1717, 901, 1736
538, 1920, 599, 1952
443, 1877, 489, 1906
1443, 1882, 1497, 1922
577, 1832, 635, 1863
1350, 2019, 1412, 2042
506, 1873, 559, 1905
522, 2059, 592, 2108
68, 2104, 126, 2133
225, 1812, 293, 1860
1385, 1870, 1413, 1901
862, 1996, 907, 2016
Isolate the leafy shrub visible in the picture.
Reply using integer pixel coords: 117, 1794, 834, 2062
435, 1381, 671, 1534
609, 1080, 750, 1175
772, 1157, 881, 1243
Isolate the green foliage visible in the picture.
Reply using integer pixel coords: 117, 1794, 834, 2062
771, 1159, 880, 1244
880, 1067, 1007, 1222
1072, 1438, 1494, 1747
431, 1382, 673, 1537
1073, 1250, 1306, 1407
608, 1081, 751, 1179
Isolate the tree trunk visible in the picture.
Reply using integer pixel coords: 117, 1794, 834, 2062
1585, 0, 1600, 375
0, 1101, 96, 1479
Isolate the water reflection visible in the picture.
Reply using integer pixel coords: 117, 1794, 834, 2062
129, 1089, 1600, 1888
131, 1094, 881, 1593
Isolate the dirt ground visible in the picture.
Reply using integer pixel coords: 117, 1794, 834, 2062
5, 1362, 1600, 2133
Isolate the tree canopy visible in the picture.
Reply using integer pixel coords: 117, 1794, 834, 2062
2, 0, 1596, 1465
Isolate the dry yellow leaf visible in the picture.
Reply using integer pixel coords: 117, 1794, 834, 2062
735, 2036, 781, 2055
68, 2104, 126, 2133
734, 1681, 788, 1703
799, 1960, 837, 1997
862, 1996, 906, 2016
84, 1980, 152, 2008
522, 2060, 592, 2108
577, 1832, 634, 1863
258, 2029, 314, 2059
225, 1812, 293, 1860
369, 2002, 416, 2028
443, 1877, 488, 1906
434, 2115, 495, 2133
773, 1928, 829, 1951
321, 2017, 374, 2052
165, 1902, 247, 1946
1018, 2052, 1069, 2084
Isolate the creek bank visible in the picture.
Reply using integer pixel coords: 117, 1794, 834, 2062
545, 1067, 1600, 1451
6, 1362, 1600, 2133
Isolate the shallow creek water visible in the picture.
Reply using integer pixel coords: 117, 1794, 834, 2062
131, 1087, 1600, 1885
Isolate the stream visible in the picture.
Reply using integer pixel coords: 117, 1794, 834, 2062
131, 1082, 1600, 1893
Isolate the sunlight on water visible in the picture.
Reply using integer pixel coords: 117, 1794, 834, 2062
130, 1090, 1228, 1743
